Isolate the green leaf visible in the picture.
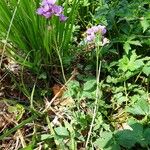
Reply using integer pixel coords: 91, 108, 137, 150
144, 128, 150, 144
38, 72, 47, 79
118, 55, 129, 72
94, 131, 120, 150
54, 127, 69, 137
134, 59, 144, 69
20, 144, 33, 150
123, 42, 131, 54
116, 130, 136, 149
142, 66, 150, 76
41, 134, 53, 141
8, 104, 25, 121
116, 123, 146, 148
83, 79, 96, 91
128, 40, 142, 46
140, 18, 149, 32
81, 91, 95, 99
127, 100, 150, 115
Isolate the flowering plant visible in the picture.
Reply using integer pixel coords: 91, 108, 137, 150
37, 0, 67, 21
84, 25, 109, 46
0, 0, 79, 73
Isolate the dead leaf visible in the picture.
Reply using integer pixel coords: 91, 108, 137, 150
52, 84, 64, 98
60, 97, 75, 107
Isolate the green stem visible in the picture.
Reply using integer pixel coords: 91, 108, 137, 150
85, 42, 102, 148
0, 0, 21, 68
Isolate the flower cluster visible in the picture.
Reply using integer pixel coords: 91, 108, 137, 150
37, 0, 67, 22
85, 25, 108, 45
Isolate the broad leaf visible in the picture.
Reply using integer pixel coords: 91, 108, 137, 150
54, 127, 69, 137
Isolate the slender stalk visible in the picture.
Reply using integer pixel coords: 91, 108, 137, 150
54, 36, 66, 83
124, 81, 129, 120
85, 44, 102, 148
30, 80, 37, 109
57, 49, 67, 82
0, 0, 21, 68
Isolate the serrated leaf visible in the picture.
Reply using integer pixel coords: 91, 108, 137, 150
128, 107, 145, 115
140, 18, 149, 32
128, 40, 142, 46
123, 42, 131, 54
134, 59, 144, 69
127, 100, 149, 115
118, 55, 129, 72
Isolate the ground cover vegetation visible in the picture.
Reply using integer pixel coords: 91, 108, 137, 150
0, 0, 150, 149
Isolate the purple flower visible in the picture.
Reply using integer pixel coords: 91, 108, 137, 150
59, 14, 68, 22
41, 0, 56, 5
91, 26, 99, 33
43, 12, 52, 18
86, 28, 94, 35
37, 0, 67, 21
52, 5, 63, 16
43, 4, 50, 12
85, 33, 95, 42
37, 7, 44, 15
84, 24, 107, 43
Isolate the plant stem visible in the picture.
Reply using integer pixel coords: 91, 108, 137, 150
58, 50, 67, 82
0, 0, 21, 68
54, 39, 66, 83
85, 52, 102, 148
124, 81, 129, 120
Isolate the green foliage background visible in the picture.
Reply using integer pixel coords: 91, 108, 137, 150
0, 0, 150, 149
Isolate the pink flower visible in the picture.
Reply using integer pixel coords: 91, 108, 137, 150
84, 24, 107, 44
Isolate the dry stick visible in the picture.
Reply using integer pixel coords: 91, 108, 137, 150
0, 0, 21, 69
14, 136, 19, 150
15, 123, 26, 148
0, 72, 8, 82
43, 69, 78, 113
